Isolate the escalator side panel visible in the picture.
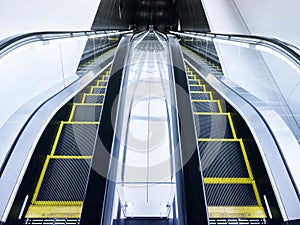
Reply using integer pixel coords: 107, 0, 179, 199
80, 34, 132, 225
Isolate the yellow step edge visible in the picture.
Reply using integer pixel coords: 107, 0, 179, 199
49, 155, 92, 159
96, 80, 108, 86
82, 93, 105, 103
198, 138, 239, 142
33, 201, 83, 206
199, 138, 263, 207
31, 156, 51, 203
227, 113, 238, 139
194, 112, 229, 116
31, 153, 92, 204
50, 122, 64, 155
191, 85, 207, 92
90, 86, 107, 94
204, 177, 254, 184
191, 99, 223, 113
73, 103, 103, 106
190, 91, 214, 100
208, 206, 266, 219
68, 105, 76, 121
187, 75, 197, 80
63, 121, 99, 125
50, 121, 98, 155
25, 205, 82, 219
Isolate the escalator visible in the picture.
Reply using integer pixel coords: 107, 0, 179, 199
24, 66, 111, 224
185, 63, 266, 223
1, 30, 299, 225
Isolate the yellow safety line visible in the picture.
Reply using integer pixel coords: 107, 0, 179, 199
239, 138, 263, 207
31, 156, 51, 204
34, 201, 83, 206
208, 206, 266, 218
50, 122, 64, 155
227, 113, 238, 139
90, 86, 107, 94
68, 104, 76, 121
31, 154, 91, 204
251, 181, 263, 207
63, 121, 99, 125
189, 84, 206, 92
194, 112, 229, 116
190, 91, 214, 100
217, 100, 223, 113
82, 93, 105, 103
25, 205, 82, 218
204, 177, 253, 184
191, 99, 223, 112
49, 155, 92, 159
81, 93, 86, 103
96, 80, 108, 86
50, 121, 98, 155
198, 138, 239, 142
239, 139, 254, 179
73, 103, 103, 106
187, 75, 197, 80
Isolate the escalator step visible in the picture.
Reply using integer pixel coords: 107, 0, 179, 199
84, 94, 105, 104
194, 114, 234, 139
198, 141, 249, 177
188, 80, 200, 85
205, 183, 258, 206
188, 75, 196, 79
97, 81, 107, 86
92, 87, 106, 94
190, 85, 205, 92
193, 101, 220, 112
36, 158, 90, 202
191, 92, 211, 100
71, 105, 102, 122
54, 124, 97, 155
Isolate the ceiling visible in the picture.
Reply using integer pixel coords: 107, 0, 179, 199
91, 0, 210, 32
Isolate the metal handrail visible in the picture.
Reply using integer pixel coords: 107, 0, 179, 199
170, 31, 300, 72
0, 30, 132, 59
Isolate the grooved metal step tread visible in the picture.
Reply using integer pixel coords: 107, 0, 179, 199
91, 87, 106, 94
188, 75, 196, 79
97, 81, 108, 86
194, 114, 235, 139
193, 101, 221, 112
191, 92, 212, 100
188, 80, 200, 85
205, 183, 258, 206
83, 94, 105, 104
70, 105, 102, 122
53, 123, 98, 156
198, 141, 249, 178
35, 158, 91, 202
190, 85, 205, 92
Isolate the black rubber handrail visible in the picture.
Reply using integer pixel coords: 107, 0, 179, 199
171, 31, 300, 68
0, 29, 131, 58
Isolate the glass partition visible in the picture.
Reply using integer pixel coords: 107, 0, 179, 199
0, 31, 123, 171
178, 32, 300, 143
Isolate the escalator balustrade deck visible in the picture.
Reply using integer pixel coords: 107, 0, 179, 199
185, 63, 266, 220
